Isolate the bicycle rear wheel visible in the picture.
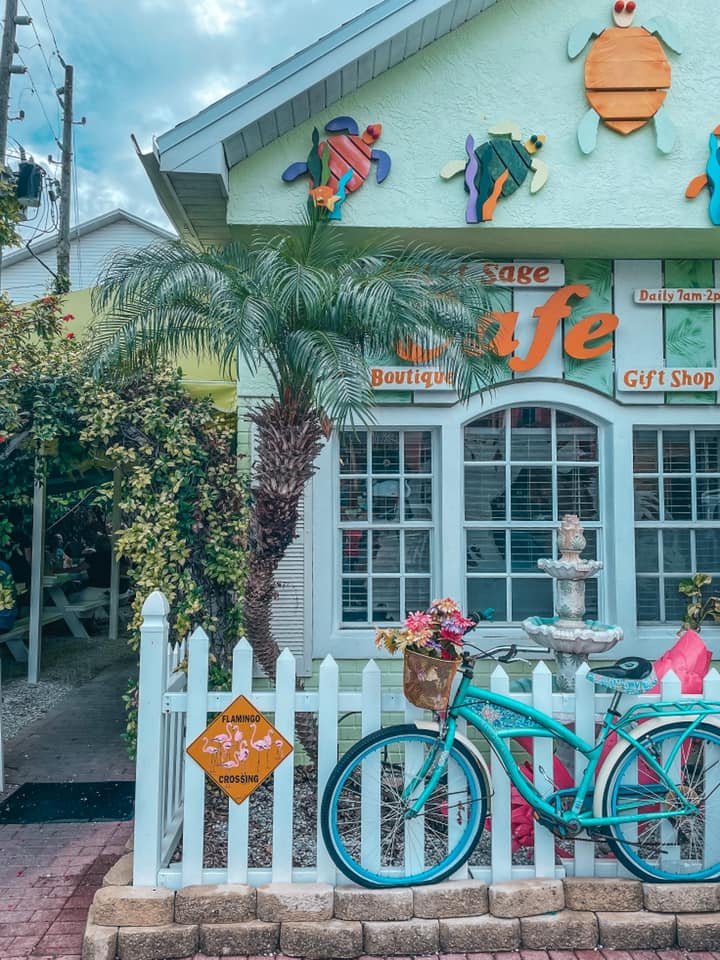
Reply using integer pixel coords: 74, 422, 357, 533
600, 721, 720, 881
320, 724, 489, 888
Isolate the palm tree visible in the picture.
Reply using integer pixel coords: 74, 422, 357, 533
91, 215, 506, 758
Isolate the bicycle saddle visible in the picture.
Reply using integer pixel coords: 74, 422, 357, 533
587, 657, 657, 693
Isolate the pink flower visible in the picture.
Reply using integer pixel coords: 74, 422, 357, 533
405, 610, 432, 632
62, 313, 75, 322
66, 332, 75, 339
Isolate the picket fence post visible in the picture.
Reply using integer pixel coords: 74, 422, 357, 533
182, 626, 210, 886
532, 660, 555, 877
316, 654, 339, 883
490, 664, 512, 882
360, 659, 382, 874
133, 590, 170, 886
702, 667, 720, 869
272, 647, 297, 882
227, 637, 253, 882
573, 663, 595, 878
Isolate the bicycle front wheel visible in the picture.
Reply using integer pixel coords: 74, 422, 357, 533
600, 720, 720, 881
320, 724, 489, 888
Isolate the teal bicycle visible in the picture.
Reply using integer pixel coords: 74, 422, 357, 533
320, 645, 720, 887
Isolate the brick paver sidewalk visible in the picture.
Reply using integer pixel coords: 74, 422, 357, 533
0, 661, 134, 958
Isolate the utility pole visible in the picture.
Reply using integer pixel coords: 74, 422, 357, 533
55, 62, 73, 293
0, 0, 29, 284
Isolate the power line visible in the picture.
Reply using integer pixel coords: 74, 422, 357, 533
38, 0, 62, 65
19, 1, 60, 91
14, 51, 58, 141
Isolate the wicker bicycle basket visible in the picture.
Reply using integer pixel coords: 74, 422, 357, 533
402, 649, 460, 711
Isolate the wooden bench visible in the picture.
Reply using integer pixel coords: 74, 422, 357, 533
0, 610, 66, 661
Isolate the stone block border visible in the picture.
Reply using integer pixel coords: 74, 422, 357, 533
84, 870, 720, 960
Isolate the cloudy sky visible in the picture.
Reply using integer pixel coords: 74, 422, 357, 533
9, 0, 377, 237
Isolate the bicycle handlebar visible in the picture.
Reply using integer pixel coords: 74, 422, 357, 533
463, 643, 550, 663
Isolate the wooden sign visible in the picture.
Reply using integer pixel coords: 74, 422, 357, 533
634, 288, 720, 304
477, 262, 564, 287
618, 367, 719, 392
186, 694, 293, 804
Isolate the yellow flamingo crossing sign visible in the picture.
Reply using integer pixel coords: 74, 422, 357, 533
186, 694, 293, 804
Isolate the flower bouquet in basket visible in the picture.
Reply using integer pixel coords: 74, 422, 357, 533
375, 598, 479, 711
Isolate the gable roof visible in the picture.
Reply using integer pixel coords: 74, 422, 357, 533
3, 208, 175, 267
139, 0, 500, 246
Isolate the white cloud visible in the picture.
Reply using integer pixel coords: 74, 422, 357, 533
190, 0, 253, 35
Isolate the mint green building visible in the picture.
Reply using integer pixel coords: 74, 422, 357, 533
140, 0, 720, 677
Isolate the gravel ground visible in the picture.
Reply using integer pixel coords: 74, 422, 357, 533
1, 630, 136, 743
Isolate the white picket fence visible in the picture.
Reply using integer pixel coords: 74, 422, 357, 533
133, 589, 720, 889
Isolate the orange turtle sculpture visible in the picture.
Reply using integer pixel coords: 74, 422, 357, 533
568, 1, 682, 154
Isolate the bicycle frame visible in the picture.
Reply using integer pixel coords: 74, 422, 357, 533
405, 665, 720, 832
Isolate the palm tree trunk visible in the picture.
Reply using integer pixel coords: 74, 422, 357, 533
244, 396, 325, 763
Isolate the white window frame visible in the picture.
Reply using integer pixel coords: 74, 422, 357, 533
312, 380, 720, 661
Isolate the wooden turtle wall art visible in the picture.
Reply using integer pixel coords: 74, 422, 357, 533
568, 2, 682, 154
440, 122, 549, 224
686, 125, 720, 225
281, 116, 391, 221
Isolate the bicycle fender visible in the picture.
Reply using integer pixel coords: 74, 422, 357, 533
412, 720, 492, 788
592, 714, 720, 818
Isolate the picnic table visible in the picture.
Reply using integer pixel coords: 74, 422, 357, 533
0, 572, 108, 661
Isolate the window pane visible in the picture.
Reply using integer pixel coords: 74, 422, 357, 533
342, 530, 367, 573
582, 529, 598, 558
663, 431, 691, 472
339, 431, 366, 473
342, 579, 367, 622
372, 579, 400, 622
556, 412, 598, 462
372, 530, 400, 572
633, 430, 658, 473
341, 479, 367, 521
405, 531, 430, 574
405, 478, 432, 521
372, 432, 400, 474
510, 530, 552, 572
664, 477, 692, 521
584, 579, 598, 619
510, 467, 553, 520
404, 431, 432, 473
557, 467, 599, 520
405, 579, 431, 613
465, 466, 506, 521
663, 578, 687, 621
467, 578, 506, 621
634, 478, 660, 520
696, 431, 720, 472
637, 578, 660, 622
663, 530, 691, 572
635, 530, 659, 573
696, 530, 720, 572
510, 420, 552, 461
464, 413, 505, 462
467, 530, 506, 573
697, 478, 720, 520
511, 578, 554, 620
372, 478, 400, 521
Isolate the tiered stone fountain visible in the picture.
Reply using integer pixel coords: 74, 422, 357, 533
521, 514, 623, 691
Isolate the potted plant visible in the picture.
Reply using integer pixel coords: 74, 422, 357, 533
375, 598, 478, 710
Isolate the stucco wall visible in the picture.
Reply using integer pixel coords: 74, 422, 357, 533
227, 0, 716, 238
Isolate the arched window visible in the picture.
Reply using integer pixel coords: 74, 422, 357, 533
464, 407, 601, 623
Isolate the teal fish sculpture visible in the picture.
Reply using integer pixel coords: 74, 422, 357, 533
686, 125, 720, 226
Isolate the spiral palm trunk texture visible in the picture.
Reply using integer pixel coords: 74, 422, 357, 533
244, 397, 325, 763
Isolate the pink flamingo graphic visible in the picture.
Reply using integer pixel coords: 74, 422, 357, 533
201, 736, 221, 767
250, 722, 272, 751
236, 739, 250, 762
